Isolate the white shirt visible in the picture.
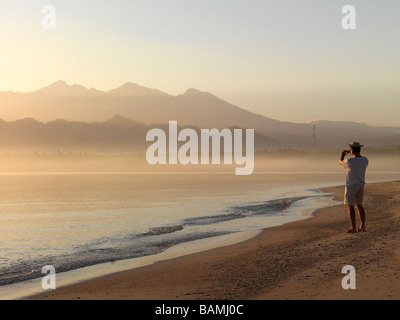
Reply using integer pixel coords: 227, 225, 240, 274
342, 156, 369, 186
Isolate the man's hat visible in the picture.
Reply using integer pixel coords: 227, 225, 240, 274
348, 142, 364, 148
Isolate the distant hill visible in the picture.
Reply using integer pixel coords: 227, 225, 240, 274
1, 81, 399, 149
0, 115, 280, 153
302, 120, 400, 148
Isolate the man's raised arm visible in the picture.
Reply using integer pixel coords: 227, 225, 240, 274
340, 150, 349, 166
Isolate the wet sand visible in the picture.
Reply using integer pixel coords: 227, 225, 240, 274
29, 180, 400, 300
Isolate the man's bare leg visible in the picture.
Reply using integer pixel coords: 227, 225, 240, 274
356, 204, 366, 232
347, 205, 357, 232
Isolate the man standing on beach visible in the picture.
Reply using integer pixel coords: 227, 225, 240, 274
339, 142, 369, 233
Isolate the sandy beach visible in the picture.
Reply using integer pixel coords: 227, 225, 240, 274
29, 180, 400, 300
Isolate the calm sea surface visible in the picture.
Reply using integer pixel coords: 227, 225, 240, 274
0, 172, 399, 290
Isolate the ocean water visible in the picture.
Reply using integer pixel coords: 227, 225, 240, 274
0, 171, 399, 297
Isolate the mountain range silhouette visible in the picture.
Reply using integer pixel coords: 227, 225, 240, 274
0, 81, 399, 152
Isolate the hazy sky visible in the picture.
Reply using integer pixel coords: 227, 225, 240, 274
0, 0, 399, 126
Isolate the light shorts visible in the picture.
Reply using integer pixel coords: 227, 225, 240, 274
344, 182, 365, 206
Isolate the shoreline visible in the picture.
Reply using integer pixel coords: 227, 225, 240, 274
1, 230, 261, 300
18, 180, 400, 299
2, 186, 335, 300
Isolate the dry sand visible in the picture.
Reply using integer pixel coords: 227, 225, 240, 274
29, 180, 400, 300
